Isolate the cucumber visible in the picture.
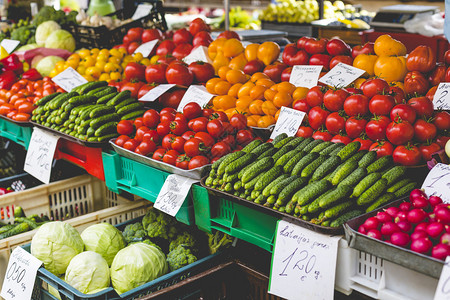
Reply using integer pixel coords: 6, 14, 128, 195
217, 152, 246, 176
95, 121, 117, 137
90, 113, 120, 129
270, 175, 298, 196
308, 189, 334, 214
295, 137, 314, 151
382, 166, 407, 186
352, 173, 382, 198
336, 141, 361, 161
319, 142, 344, 156
86, 86, 107, 96
97, 133, 119, 142
310, 155, 341, 182
275, 149, 298, 167
234, 181, 242, 191
294, 179, 331, 206
257, 147, 278, 159
322, 220, 331, 227
357, 178, 388, 206
90, 106, 116, 118
262, 174, 289, 197
114, 97, 135, 110
273, 136, 295, 148
338, 167, 367, 188
96, 92, 117, 105
107, 90, 132, 106
14, 217, 38, 229
366, 193, 396, 213
0, 222, 30, 239
319, 184, 353, 209
265, 195, 276, 206
301, 155, 329, 178
394, 182, 417, 198
387, 178, 412, 193
324, 201, 353, 219
283, 151, 305, 174
331, 160, 359, 186
68, 95, 97, 106
50, 92, 79, 110
271, 145, 294, 162
250, 142, 273, 157
310, 141, 333, 153
36, 93, 61, 106
244, 173, 265, 190
255, 194, 267, 204
284, 137, 304, 148
242, 157, 274, 184
225, 153, 256, 175
254, 165, 283, 191
212, 156, 227, 170
0, 224, 15, 234
330, 144, 346, 156
93, 86, 117, 98
302, 139, 323, 153
80, 105, 100, 120
116, 102, 144, 116
275, 177, 308, 207
291, 152, 319, 176
330, 210, 363, 228
251, 190, 261, 200
367, 155, 393, 174
358, 151, 377, 168
238, 162, 256, 180
346, 150, 367, 164
272, 133, 288, 145
242, 139, 263, 153
86, 127, 95, 137
121, 110, 145, 120
73, 81, 108, 94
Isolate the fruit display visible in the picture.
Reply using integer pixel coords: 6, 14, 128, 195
204, 136, 416, 227
31, 81, 145, 142
113, 101, 259, 170
357, 189, 450, 260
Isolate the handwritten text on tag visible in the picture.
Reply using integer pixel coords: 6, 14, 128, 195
52, 67, 88, 92
270, 106, 306, 139
434, 256, 450, 300
319, 63, 365, 88
422, 163, 450, 204
433, 83, 450, 111
289, 65, 322, 89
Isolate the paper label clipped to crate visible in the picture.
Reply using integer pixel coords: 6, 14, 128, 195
177, 85, 214, 112
183, 46, 212, 65
139, 84, 176, 102
52, 67, 88, 92
319, 62, 365, 88
132, 3, 153, 20
421, 163, 450, 203
24, 127, 59, 184
289, 65, 322, 89
154, 174, 199, 217
134, 39, 158, 57
432, 82, 450, 111
434, 256, 450, 300
1, 247, 42, 300
270, 106, 306, 139
0, 39, 20, 54
268, 220, 340, 300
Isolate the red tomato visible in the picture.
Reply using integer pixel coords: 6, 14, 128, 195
230, 113, 248, 130
351, 42, 375, 58
386, 119, 415, 145
143, 130, 161, 143
127, 42, 140, 55
160, 112, 175, 123
296, 126, 313, 138
188, 155, 210, 169
165, 63, 193, 86
312, 130, 333, 141
388, 86, 406, 105
194, 132, 215, 148
202, 108, 214, 119
17, 101, 34, 114
236, 129, 253, 145
126, 28, 143, 43
263, 62, 288, 82
369, 140, 394, 158
221, 135, 236, 148
7, 110, 17, 119
308, 106, 329, 130
304, 38, 328, 55
428, 64, 446, 86
173, 43, 193, 60
353, 136, 373, 151
393, 144, 422, 166
244, 60, 265, 75
309, 54, 331, 70
159, 89, 186, 109
343, 94, 369, 116
115, 135, 130, 147
142, 109, 160, 128
162, 150, 179, 165
280, 67, 292, 82
297, 36, 313, 49
182, 130, 195, 140
123, 138, 140, 152
365, 115, 390, 141
325, 112, 346, 134
183, 102, 202, 120
0, 103, 14, 115
161, 133, 175, 149
434, 111, 450, 131
156, 122, 171, 136
137, 140, 157, 156
211, 111, 229, 122
189, 117, 208, 132
189, 18, 211, 36
184, 137, 206, 157
329, 55, 353, 69
134, 117, 144, 128
345, 117, 367, 139
170, 119, 188, 135
193, 31, 213, 48
414, 119, 437, 142
419, 142, 441, 161
407, 96, 434, 118
404, 71, 429, 96
292, 98, 310, 113
135, 126, 150, 142
361, 78, 389, 98
142, 28, 163, 43
12, 112, 29, 121
124, 62, 146, 81
152, 148, 167, 161
121, 81, 145, 98
145, 63, 168, 84
369, 94, 395, 116
210, 141, 232, 158
156, 40, 176, 56
161, 107, 177, 116
137, 84, 156, 99
188, 62, 215, 83
173, 28, 193, 45
331, 134, 352, 145
176, 155, 190, 170
207, 119, 224, 138
326, 38, 351, 56
390, 104, 416, 124
323, 89, 348, 112
117, 120, 134, 135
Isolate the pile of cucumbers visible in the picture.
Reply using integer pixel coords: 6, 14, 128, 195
31, 81, 145, 142
205, 134, 417, 228
0, 207, 49, 240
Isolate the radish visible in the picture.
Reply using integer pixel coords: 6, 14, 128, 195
391, 231, 410, 247
427, 222, 445, 238
415, 222, 429, 232
381, 221, 400, 236
367, 229, 382, 240
376, 211, 392, 223
358, 225, 367, 234
364, 217, 380, 230
399, 202, 412, 211
410, 237, 432, 254
434, 203, 450, 214
412, 196, 429, 210
410, 189, 427, 201
395, 211, 408, 222
386, 207, 400, 217
432, 244, 450, 260
435, 206, 450, 224
441, 233, 450, 244
446, 225, 450, 233
396, 220, 412, 232
411, 230, 428, 240
407, 208, 428, 224
429, 195, 443, 207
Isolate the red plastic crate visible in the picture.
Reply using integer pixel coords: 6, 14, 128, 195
360, 30, 449, 62
54, 139, 105, 180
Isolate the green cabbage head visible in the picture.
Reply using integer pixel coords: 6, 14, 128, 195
36, 55, 64, 77
110, 242, 168, 294
65, 251, 110, 294
81, 223, 125, 266
36, 21, 61, 46
44, 29, 76, 52
31, 221, 84, 276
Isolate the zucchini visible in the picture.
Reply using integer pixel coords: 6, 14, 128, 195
283, 151, 305, 174
367, 155, 393, 174
262, 174, 290, 197
319, 184, 353, 209
250, 142, 273, 157
291, 152, 319, 176
308, 189, 334, 214
382, 166, 407, 186
310, 155, 341, 182
366, 193, 396, 213
271, 145, 294, 162
324, 201, 353, 219
387, 178, 412, 193
225, 153, 256, 175
295, 137, 314, 151
275, 177, 308, 207
394, 182, 417, 198
271, 133, 288, 145
302, 139, 323, 153
351, 172, 382, 198
336, 141, 361, 161
358, 151, 377, 168
273, 136, 295, 148
95, 121, 117, 137
294, 179, 331, 206
217, 151, 246, 176
107, 90, 132, 106
241, 157, 274, 184
319, 142, 344, 156
121, 110, 145, 120
242, 139, 263, 153
254, 165, 283, 191
269, 175, 298, 196
301, 155, 329, 178
330, 210, 363, 228
338, 167, 367, 188
310, 141, 333, 153
357, 178, 388, 206
275, 149, 298, 167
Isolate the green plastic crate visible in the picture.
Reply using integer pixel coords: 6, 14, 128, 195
192, 187, 277, 252
0, 118, 32, 149
102, 151, 196, 225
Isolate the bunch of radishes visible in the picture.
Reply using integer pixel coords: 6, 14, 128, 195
358, 189, 450, 260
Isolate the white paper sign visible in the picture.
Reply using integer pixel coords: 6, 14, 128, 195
1, 247, 43, 300
139, 84, 176, 102
270, 106, 306, 139
52, 67, 88, 92
134, 39, 158, 57
434, 256, 450, 300
177, 85, 214, 112
132, 3, 153, 20
269, 220, 340, 300
183, 46, 212, 65
319, 63, 365, 88
154, 174, 199, 217
433, 82, 450, 110
24, 127, 59, 184
0, 39, 20, 54
289, 65, 323, 89
422, 163, 450, 204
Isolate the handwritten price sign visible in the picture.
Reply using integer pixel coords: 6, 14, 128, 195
139, 84, 176, 102
434, 257, 450, 300
177, 85, 214, 112
24, 127, 59, 184
319, 63, 365, 88
289, 65, 322, 89
433, 83, 450, 111
154, 174, 199, 217
268, 220, 340, 300
1, 247, 42, 300
52, 67, 88, 92
422, 163, 450, 204
270, 106, 306, 139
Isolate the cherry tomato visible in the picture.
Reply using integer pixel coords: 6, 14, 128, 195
189, 117, 208, 132
143, 129, 161, 143
202, 108, 214, 119
171, 136, 186, 153
182, 130, 195, 140
176, 155, 190, 170
221, 135, 236, 148
183, 102, 202, 120
184, 137, 206, 157
207, 119, 224, 139
117, 120, 134, 135
134, 117, 144, 128
12, 112, 29, 122
170, 119, 188, 135
210, 111, 229, 123
162, 133, 176, 149
163, 150, 180, 165
188, 155, 210, 169
157, 122, 171, 136
135, 126, 150, 142
123, 138, 140, 152
115, 135, 130, 147
143, 109, 160, 128
210, 141, 232, 158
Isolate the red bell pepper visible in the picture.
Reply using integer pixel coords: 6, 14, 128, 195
22, 68, 42, 81
0, 70, 17, 90
0, 54, 23, 75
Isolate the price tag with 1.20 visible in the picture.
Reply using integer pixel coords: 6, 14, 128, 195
270, 106, 306, 139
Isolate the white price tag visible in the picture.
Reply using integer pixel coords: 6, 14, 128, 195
270, 106, 306, 139
434, 256, 450, 300
269, 220, 340, 300
24, 127, 59, 184
421, 163, 450, 203
154, 174, 199, 217
52, 67, 88, 92
177, 85, 214, 112
1, 247, 42, 300
134, 39, 158, 58
182, 46, 212, 65
289, 65, 322, 89
433, 82, 450, 110
319, 62, 365, 88
0, 39, 20, 54
132, 3, 153, 20
139, 84, 176, 102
